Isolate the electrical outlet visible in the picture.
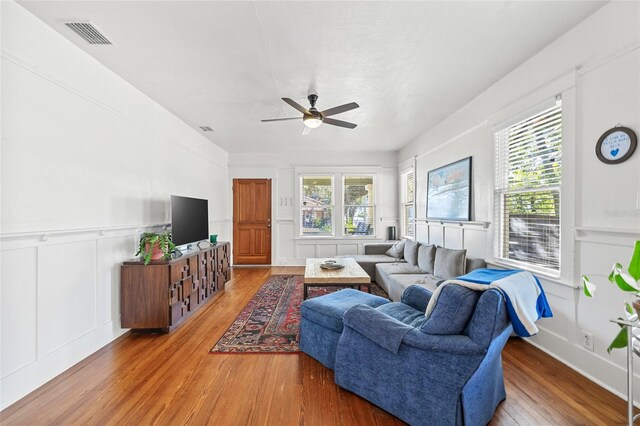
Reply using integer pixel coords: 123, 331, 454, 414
581, 330, 594, 351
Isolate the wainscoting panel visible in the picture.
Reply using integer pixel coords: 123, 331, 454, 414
444, 227, 464, 249
462, 228, 489, 259
0, 226, 157, 409
38, 240, 98, 355
535, 285, 573, 340
316, 244, 337, 258
337, 244, 359, 256
296, 244, 316, 260
276, 221, 296, 261
97, 236, 134, 326
0, 247, 38, 379
287, 239, 381, 265
416, 222, 489, 261
423, 225, 444, 247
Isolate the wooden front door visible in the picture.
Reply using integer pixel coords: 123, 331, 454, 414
233, 179, 272, 265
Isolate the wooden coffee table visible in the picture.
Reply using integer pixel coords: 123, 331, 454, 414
303, 258, 371, 300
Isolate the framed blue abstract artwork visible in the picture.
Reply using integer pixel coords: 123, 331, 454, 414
426, 157, 472, 221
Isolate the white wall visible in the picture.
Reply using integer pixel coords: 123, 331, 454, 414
399, 2, 640, 402
229, 151, 398, 265
2, 0, 638, 412
0, 1, 229, 409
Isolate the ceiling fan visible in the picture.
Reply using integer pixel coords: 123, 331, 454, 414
261, 94, 359, 135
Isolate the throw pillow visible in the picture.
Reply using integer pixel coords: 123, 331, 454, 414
385, 240, 406, 259
417, 244, 436, 274
421, 284, 480, 335
403, 239, 420, 265
433, 247, 467, 279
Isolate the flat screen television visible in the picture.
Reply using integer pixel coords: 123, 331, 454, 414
171, 195, 209, 247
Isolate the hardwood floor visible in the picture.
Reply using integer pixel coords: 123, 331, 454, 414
0, 267, 631, 425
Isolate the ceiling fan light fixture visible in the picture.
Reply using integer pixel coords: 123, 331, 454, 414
303, 116, 323, 128
262, 95, 358, 132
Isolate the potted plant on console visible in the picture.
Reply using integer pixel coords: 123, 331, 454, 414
136, 231, 176, 265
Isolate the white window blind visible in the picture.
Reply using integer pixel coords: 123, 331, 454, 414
494, 101, 562, 271
401, 170, 415, 238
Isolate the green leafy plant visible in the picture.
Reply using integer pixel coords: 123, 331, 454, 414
582, 240, 640, 353
135, 231, 176, 265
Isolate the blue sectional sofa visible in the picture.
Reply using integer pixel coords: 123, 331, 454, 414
299, 289, 389, 369
334, 284, 512, 426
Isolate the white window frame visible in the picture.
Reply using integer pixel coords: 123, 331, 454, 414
299, 174, 335, 237
295, 167, 380, 240
493, 98, 563, 277
342, 174, 376, 237
400, 168, 415, 239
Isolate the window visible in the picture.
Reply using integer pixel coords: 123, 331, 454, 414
494, 101, 562, 272
343, 176, 375, 236
301, 176, 334, 236
299, 172, 378, 237
401, 170, 415, 238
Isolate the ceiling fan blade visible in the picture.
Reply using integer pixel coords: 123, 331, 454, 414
323, 117, 357, 129
261, 117, 301, 122
282, 98, 309, 114
302, 125, 312, 136
321, 102, 359, 117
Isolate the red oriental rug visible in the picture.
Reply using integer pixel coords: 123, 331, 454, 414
210, 274, 387, 354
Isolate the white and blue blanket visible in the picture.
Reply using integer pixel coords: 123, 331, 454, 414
425, 268, 553, 337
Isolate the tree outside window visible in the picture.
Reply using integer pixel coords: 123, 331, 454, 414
301, 176, 333, 236
344, 176, 375, 236
495, 101, 562, 271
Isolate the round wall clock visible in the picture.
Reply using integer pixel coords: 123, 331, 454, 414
595, 126, 637, 164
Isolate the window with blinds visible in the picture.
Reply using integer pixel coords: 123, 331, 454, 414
401, 170, 415, 238
494, 101, 562, 271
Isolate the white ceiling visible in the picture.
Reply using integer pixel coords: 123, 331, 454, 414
19, 1, 606, 154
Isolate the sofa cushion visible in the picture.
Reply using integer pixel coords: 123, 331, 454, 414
375, 263, 424, 295
466, 257, 487, 273
347, 254, 404, 281
376, 263, 425, 275
403, 240, 420, 265
364, 243, 395, 255
301, 289, 389, 332
385, 274, 441, 302
385, 240, 406, 258
434, 247, 467, 279
417, 244, 436, 274
421, 285, 480, 335
400, 285, 434, 312
376, 302, 428, 328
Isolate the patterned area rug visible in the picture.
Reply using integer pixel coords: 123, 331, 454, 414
210, 274, 387, 354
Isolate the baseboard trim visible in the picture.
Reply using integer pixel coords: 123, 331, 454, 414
0, 322, 128, 410
525, 329, 640, 407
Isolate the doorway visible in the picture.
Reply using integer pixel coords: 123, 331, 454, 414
232, 178, 272, 265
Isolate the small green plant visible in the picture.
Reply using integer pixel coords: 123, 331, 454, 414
135, 231, 176, 265
582, 240, 640, 353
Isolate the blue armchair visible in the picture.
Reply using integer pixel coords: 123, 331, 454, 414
334, 284, 512, 426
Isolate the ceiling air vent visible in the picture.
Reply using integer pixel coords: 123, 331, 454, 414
199, 126, 214, 132
64, 21, 113, 45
